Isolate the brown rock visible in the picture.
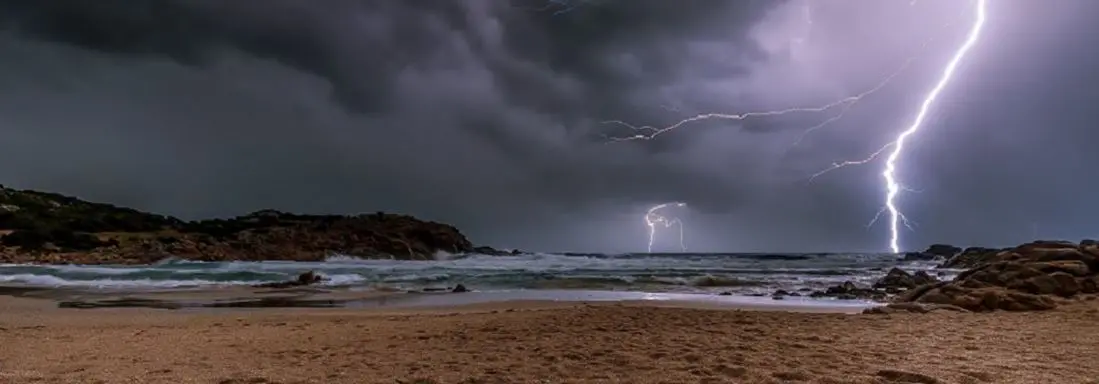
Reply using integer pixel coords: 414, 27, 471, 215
1081, 277, 1099, 294
1048, 272, 1080, 297
939, 247, 1006, 269
254, 271, 326, 289
1029, 260, 1091, 276
862, 302, 969, 314
874, 268, 939, 290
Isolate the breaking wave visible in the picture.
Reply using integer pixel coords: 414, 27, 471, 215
0, 252, 938, 293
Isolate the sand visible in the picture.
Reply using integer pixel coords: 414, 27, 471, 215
1, 295, 1098, 384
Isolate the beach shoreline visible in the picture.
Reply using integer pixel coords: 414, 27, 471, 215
2, 291, 1098, 383
0, 284, 881, 313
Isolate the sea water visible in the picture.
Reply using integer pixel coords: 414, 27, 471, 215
0, 252, 950, 297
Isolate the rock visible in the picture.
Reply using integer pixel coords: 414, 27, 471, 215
904, 244, 962, 261
924, 244, 962, 258
298, 271, 323, 285
472, 246, 524, 256
912, 271, 938, 285
873, 268, 940, 290
1048, 272, 1081, 297
1028, 260, 1092, 276
902, 252, 935, 261
811, 281, 887, 301
939, 247, 1006, 269
893, 240, 1099, 311
451, 284, 469, 293
254, 271, 326, 289
862, 302, 969, 314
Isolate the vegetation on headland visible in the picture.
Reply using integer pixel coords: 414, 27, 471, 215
0, 184, 476, 264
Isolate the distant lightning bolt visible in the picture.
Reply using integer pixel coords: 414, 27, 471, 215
645, 202, 687, 253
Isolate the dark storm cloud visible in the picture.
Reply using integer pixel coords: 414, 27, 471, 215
0, 0, 789, 252
1, 0, 1096, 252
0, 0, 776, 117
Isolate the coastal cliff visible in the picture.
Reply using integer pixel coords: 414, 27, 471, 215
0, 185, 475, 264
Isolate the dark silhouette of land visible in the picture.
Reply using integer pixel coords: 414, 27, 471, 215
0, 184, 475, 264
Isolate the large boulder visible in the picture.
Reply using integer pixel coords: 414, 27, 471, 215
904, 244, 962, 261
939, 246, 1006, 269
925, 244, 962, 257
892, 241, 1099, 312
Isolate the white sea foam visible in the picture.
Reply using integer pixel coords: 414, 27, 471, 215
0, 252, 916, 293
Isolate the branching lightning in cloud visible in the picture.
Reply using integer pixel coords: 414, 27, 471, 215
603, 59, 909, 145
533, 0, 591, 15
645, 202, 687, 253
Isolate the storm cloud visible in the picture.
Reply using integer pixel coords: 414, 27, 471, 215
0, 0, 1097, 253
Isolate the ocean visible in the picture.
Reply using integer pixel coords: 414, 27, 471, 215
0, 252, 950, 297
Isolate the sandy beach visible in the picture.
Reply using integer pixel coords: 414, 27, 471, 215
2, 294, 1097, 384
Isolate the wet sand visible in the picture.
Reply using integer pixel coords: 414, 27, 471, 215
0, 285, 880, 312
1, 292, 1097, 383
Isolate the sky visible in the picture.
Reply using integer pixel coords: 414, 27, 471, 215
0, 0, 1097, 253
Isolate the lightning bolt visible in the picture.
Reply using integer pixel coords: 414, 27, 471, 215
606, 0, 987, 254
875, 0, 987, 253
645, 202, 687, 253
533, 0, 589, 15
814, 0, 986, 252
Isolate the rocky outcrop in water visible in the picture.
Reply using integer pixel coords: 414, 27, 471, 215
903, 243, 962, 261
877, 240, 1099, 312
472, 246, 525, 256
873, 268, 939, 291
806, 281, 887, 301
254, 271, 326, 289
785, 268, 941, 302
0, 185, 478, 264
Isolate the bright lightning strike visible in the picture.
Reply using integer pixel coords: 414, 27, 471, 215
796, 0, 986, 253
875, 0, 987, 253
645, 202, 687, 253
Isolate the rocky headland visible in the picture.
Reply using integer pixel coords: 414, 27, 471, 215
862, 240, 1099, 313
767, 239, 1099, 314
0, 185, 479, 264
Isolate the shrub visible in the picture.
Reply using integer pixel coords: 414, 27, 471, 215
1, 229, 49, 249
